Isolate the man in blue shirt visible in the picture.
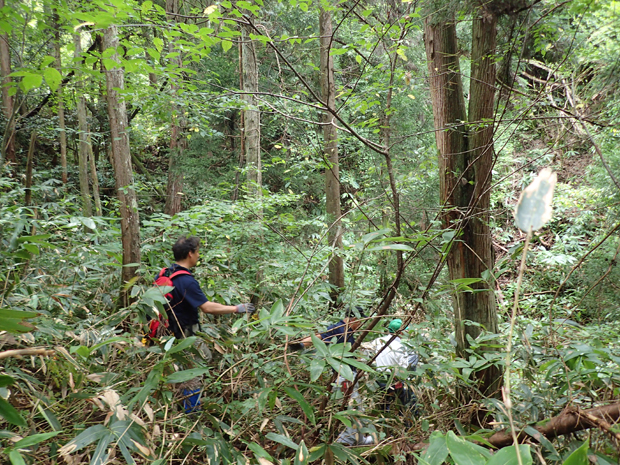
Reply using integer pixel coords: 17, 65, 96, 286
160, 235, 255, 413
163, 235, 255, 339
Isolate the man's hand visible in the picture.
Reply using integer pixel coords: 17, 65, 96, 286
288, 342, 305, 352
236, 303, 256, 314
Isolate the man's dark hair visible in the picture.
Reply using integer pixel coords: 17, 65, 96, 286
344, 305, 367, 319
172, 236, 201, 261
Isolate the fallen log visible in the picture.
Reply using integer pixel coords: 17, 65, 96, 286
488, 403, 620, 448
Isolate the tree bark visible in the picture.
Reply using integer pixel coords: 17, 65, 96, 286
75, 34, 93, 218
103, 25, 141, 307
464, 10, 501, 396
320, 4, 345, 298
424, 10, 500, 399
0, 0, 15, 166
24, 132, 36, 206
88, 131, 102, 215
52, 10, 67, 184
488, 403, 620, 448
241, 23, 262, 201
163, 0, 185, 216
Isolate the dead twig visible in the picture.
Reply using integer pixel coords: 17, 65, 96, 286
0, 348, 55, 360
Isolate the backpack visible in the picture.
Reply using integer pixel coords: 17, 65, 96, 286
144, 267, 191, 343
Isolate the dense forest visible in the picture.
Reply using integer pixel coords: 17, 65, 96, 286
1, 0, 620, 463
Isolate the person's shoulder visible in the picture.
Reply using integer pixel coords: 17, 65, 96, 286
325, 320, 346, 332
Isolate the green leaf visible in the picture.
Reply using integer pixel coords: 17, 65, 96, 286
167, 336, 197, 354
8, 450, 26, 465
284, 387, 315, 425
0, 375, 16, 387
450, 278, 483, 286
165, 368, 209, 384
421, 432, 449, 465
43, 67, 62, 91
0, 397, 27, 427
294, 440, 309, 465
515, 168, 557, 232
309, 359, 325, 382
59, 425, 109, 455
487, 445, 532, 465
562, 439, 589, 465
90, 431, 114, 465
222, 40, 233, 52
445, 431, 487, 465
310, 334, 328, 357
366, 243, 414, 252
80, 217, 97, 230
246, 441, 275, 461
14, 431, 63, 448
0, 309, 39, 319
20, 73, 43, 93
265, 432, 298, 450
129, 363, 163, 407
326, 358, 354, 381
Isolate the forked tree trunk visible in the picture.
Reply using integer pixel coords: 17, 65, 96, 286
424, 9, 500, 399
163, 0, 184, 216
241, 23, 262, 201
465, 12, 501, 396
0, 0, 15, 166
75, 34, 93, 217
103, 26, 141, 307
320, 4, 345, 297
52, 10, 67, 184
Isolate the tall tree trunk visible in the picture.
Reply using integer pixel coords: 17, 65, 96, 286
241, 23, 262, 200
75, 34, 93, 217
0, 0, 15, 166
320, 4, 345, 298
52, 10, 67, 184
24, 132, 36, 207
88, 131, 102, 215
103, 26, 141, 307
465, 10, 501, 397
424, 10, 500, 400
163, 0, 184, 216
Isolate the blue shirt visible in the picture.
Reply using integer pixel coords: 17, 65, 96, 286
159, 264, 209, 330
320, 320, 356, 346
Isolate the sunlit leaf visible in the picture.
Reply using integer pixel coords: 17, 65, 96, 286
43, 67, 62, 91
515, 168, 557, 232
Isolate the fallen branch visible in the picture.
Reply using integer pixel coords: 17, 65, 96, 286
0, 348, 55, 360
578, 409, 620, 443
488, 403, 620, 448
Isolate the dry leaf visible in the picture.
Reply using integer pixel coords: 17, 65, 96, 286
144, 403, 154, 422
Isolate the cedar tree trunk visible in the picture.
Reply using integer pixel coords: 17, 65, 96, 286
424, 8, 500, 399
103, 25, 141, 307
320, 4, 345, 297
163, 0, 185, 216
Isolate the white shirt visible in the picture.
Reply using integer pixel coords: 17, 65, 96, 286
361, 335, 411, 373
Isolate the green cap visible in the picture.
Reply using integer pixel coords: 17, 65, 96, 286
387, 319, 403, 333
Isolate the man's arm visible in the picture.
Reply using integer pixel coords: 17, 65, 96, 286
289, 333, 323, 351
199, 301, 255, 315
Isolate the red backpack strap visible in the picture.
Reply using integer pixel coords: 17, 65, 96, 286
157, 267, 168, 279
169, 270, 191, 279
